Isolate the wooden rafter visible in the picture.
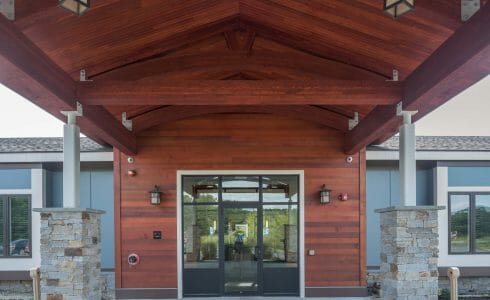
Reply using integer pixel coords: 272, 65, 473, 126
0, 15, 137, 155
344, 2, 490, 154
131, 105, 349, 133
78, 79, 401, 106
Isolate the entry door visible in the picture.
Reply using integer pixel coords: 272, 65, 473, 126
182, 174, 300, 297
222, 205, 260, 295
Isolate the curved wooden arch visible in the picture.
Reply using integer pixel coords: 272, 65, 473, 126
94, 50, 385, 81
131, 105, 349, 133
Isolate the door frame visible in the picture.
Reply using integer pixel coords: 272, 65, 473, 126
176, 170, 305, 299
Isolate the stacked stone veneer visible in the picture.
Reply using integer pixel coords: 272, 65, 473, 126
34, 208, 104, 300
375, 206, 443, 300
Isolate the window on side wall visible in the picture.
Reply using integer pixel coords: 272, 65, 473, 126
449, 193, 490, 254
0, 195, 31, 258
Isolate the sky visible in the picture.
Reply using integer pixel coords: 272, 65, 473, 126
0, 75, 489, 138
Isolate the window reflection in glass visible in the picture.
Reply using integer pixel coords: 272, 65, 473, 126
222, 176, 259, 202
183, 176, 219, 203
262, 175, 298, 203
475, 195, 490, 253
263, 205, 298, 267
183, 205, 219, 268
450, 195, 470, 253
9, 196, 30, 256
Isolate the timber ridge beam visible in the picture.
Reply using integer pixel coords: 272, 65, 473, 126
344, 2, 490, 154
77, 79, 401, 106
0, 14, 137, 155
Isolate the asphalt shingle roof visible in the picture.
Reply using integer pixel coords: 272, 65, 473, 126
1, 136, 489, 153
0, 137, 111, 153
368, 136, 490, 152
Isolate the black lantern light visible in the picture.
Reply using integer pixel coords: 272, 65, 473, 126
384, 0, 414, 18
59, 0, 90, 16
320, 184, 331, 204
149, 185, 161, 205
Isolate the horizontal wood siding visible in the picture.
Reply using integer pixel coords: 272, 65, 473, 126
118, 114, 363, 288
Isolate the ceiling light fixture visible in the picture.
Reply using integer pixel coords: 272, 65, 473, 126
59, 0, 90, 16
384, 0, 414, 18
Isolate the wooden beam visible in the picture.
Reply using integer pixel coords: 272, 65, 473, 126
344, 3, 490, 154
0, 15, 137, 155
131, 105, 349, 133
404, 2, 490, 117
78, 79, 401, 106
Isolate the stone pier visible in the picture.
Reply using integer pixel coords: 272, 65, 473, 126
34, 208, 104, 300
375, 206, 443, 300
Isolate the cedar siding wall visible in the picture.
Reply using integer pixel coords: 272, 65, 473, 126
116, 114, 365, 289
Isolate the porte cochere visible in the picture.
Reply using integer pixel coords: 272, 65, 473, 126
0, 1, 488, 299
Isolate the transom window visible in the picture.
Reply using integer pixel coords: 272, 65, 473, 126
449, 193, 490, 254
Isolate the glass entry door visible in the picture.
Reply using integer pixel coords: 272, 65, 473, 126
182, 175, 299, 297
223, 206, 259, 294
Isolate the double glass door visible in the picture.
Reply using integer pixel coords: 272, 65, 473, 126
182, 175, 299, 297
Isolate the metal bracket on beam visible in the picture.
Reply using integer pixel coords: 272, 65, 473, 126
386, 69, 399, 82
462, 0, 480, 21
61, 102, 83, 124
122, 112, 133, 131
348, 112, 359, 130
79, 69, 93, 82
0, 0, 15, 21
396, 102, 418, 124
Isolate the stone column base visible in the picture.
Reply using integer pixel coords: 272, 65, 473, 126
375, 206, 444, 300
34, 208, 104, 300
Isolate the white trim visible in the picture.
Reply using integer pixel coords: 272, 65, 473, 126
0, 152, 113, 163
437, 166, 490, 266
176, 170, 305, 299
447, 186, 490, 192
0, 189, 31, 194
367, 150, 490, 161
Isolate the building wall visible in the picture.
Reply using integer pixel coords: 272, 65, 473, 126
45, 167, 115, 269
0, 169, 31, 189
366, 163, 434, 266
116, 114, 366, 291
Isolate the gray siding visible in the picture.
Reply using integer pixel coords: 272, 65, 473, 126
0, 169, 30, 189
448, 166, 490, 187
366, 164, 434, 266
46, 170, 63, 207
46, 168, 114, 269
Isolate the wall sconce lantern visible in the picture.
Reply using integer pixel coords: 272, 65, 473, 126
384, 0, 414, 18
59, 0, 90, 16
320, 184, 331, 204
149, 185, 162, 205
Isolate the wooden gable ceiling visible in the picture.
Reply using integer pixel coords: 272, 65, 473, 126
1, 0, 489, 155
14, 0, 464, 80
